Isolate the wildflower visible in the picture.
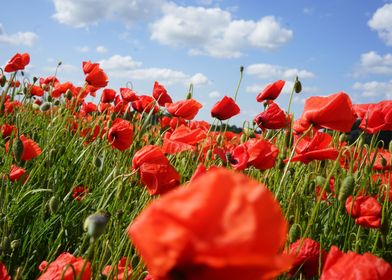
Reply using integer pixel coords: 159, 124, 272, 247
254, 102, 288, 130
120, 88, 138, 102
4, 53, 30, 72
101, 88, 116, 103
72, 186, 88, 201
85, 63, 108, 88
9, 165, 27, 183
256, 80, 285, 102
165, 99, 202, 120
345, 195, 382, 228
152, 81, 172, 106
0, 261, 10, 280
128, 168, 293, 280
108, 118, 133, 151
210, 96, 240, 120
132, 95, 159, 114
245, 138, 279, 170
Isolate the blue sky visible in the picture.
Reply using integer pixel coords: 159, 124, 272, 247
1, 0, 392, 125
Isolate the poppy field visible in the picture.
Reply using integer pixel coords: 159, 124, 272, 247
0, 52, 392, 279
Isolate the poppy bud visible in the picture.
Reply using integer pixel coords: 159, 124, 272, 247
33, 76, 38, 83
240, 65, 244, 73
13, 137, 24, 162
47, 95, 53, 102
94, 156, 103, 171
338, 175, 355, 203
84, 212, 110, 239
48, 196, 60, 214
339, 133, 347, 143
11, 239, 20, 251
216, 134, 223, 146
186, 91, 192, 100
380, 156, 387, 169
40, 102, 51, 112
289, 223, 301, 243
32, 103, 40, 110
206, 149, 213, 161
65, 89, 72, 100
0, 74, 6, 87
1, 236, 11, 254
240, 133, 247, 143
53, 99, 60, 106
294, 76, 302, 93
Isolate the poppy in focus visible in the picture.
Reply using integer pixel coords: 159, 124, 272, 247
256, 80, 285, 103
165, 99, 202, 120
84, 63, 108, 88
153, 81, 172, 106
210, 96, 240, 121
108, 118, 133, 151
254, 102, 288, 130
4, 53, 30, 72
345, 195, 382, 228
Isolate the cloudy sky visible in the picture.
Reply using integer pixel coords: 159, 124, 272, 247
1, 0, 392, 125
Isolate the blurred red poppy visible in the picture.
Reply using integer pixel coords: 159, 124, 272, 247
162, 125, 206, 154
128, 168, 293, 280
254, 102, 288, 130
0, 124, 17, 139
358, 101, 392, 134
102, 257, 132, 280
51, 82, 75, 98
72, 186, 88, 201
4, 53, 30, 72
321, 246, 392, 280
256, 80, 285, 103
29, 85, 44, 97
299, 92, 356, 132
245, 138, 279, 170
132, 145, 180, 195
289, 238, 327, 279
6, 135, 42, 161
372, 150, 391, 171
85, 64, 108, 88
81, 102, 97, 114
82, 60, 99, 74
165, 99, 202, 120
9, 165, 27, 183
211, 96, 240, 120
40, 76, 60, 88
345, 195, 382, 228
38, 252, 91, 280
0, 261, 10, 280
120, 88, 138, 102
153, 81, 172, 106
101, 88, 116, 103
108, 118, 133, 151
132, 95, 159, 114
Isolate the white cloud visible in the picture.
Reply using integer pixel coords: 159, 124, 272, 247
96, 45, 108, 53
246, 63, 315, 80
354, 51, 392, 76
76, 46, 89, 52
208, 91, 221, 98
150, 3, 293, 58
99, 54, 209, 86
100, 54, 142, 71
0, 24, 38, 46
52, 0, 164, 28
352, 80, 392, 99
368, 3, 392, 46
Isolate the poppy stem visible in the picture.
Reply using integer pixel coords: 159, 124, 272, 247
233, 65, 243, 102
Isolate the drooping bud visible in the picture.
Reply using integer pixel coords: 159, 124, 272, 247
84, 212, 110, 239
40, 102, 51, 112
380, 155, 387, 169
339, 133, 347, 143
0, 74, 6, 87
338, 175, 355, 203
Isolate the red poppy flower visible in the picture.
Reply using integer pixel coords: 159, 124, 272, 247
72, 186, 88, 201
40, 76, 60, 88
85, 64, 108, 88
102, 257, 132, 280
82, 60, 99, 74
320, 246, 392, 280
29, 85, 44, 97
358, 101, 392, 134
120, 88, 138, 102
108, 118, 133, 151
132, 95, 159, 114
4, 53, 30, 72
5, 135, 42, 161
254, 102, 288, 130
245, 138, 279, 170
256, 80, 285, 102
286, 131, 339, 164
162, 125, 206, 154
189, 120, 211, 131
128, 168, 293, 280
9, 165, 27, 183
153, 81, 172, 106
300, 92, 356, 132
1, 124, 17, 139
345, 195, 382, 228
101, 88, 116, 103
132, 145, 180, 195
165, 99, 202, 120
0, 261, 10, 280
81, 102, 97, 114
372, 150, 391, 171
210, 96, 240, 120
289, 238, 327, 279
51, 82, 75, 98
38, 252, 91, 280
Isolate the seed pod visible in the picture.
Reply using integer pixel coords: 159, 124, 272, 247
380, 156, 387, 169
240, 133, 246, 144
13, 137, 24, 162
40, 102, 51, 112
338, 175, 355, 203
216, 134, 223, 146
294, 76, 302, 93
48, 196, 60, 214
53, 99, 60, 106
205, 149, 213, 161
65, 89, 72, 100
289, 223, 301, 243
94, 156, 103, 171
